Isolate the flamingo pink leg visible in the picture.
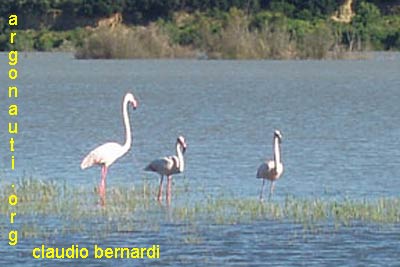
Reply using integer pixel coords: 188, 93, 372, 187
166, 176, 172, 205
157, 175, 164, 202
99, 165, 108, 205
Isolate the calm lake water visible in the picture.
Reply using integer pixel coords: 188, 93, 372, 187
0, 53, 399, 266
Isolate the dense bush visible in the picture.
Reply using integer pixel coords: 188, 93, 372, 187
75, 24, 194, 59
0, 0, 391, 27
4, 28, 86, 51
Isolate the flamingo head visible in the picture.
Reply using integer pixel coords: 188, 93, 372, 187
177, 135, 187, 153
274, 130, 282, 143
125, 92, 138, 110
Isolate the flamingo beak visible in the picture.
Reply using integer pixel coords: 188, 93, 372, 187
182, 143, 187, 153
131, 100, 138, 110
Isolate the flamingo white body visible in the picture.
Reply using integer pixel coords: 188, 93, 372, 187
81, 142, 128, 168
80, 92, 138, 205
145, 136, 187, 204
257, 130, 283, 201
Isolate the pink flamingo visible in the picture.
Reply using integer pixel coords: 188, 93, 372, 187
257, 130, 283, 201
144, 136, 187, 204
80, 92, 138, 205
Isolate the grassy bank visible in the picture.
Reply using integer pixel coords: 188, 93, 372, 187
1, 178, 399, 238
4, 4, 400, 59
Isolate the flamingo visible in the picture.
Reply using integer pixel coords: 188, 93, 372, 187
144, 136, 187, 204
257, 130, 283, 201
80, 92, 138, 205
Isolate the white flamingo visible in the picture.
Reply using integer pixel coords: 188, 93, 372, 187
257, 130, 283, 201
144, 136, 187, 204
80, 92, 138, 205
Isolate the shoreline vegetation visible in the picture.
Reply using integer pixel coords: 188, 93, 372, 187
1, 1, 399, 59
1, 178, 399, 238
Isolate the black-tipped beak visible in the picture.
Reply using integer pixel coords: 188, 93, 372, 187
131, 101, 138, 110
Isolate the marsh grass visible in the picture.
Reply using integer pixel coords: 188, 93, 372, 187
1, 178, 399, 237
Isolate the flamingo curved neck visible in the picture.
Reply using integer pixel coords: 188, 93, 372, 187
273, 137, 281, 166
176, 143, 184, 172
121, 98, 132, 153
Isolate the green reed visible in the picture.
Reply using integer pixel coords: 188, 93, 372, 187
1, 178, 399, 237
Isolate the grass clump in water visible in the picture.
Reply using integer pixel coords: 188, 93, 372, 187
1, 178, 399, 237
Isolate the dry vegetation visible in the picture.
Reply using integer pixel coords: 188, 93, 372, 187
75, 24, 195, 59
75, 9, 346, 60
